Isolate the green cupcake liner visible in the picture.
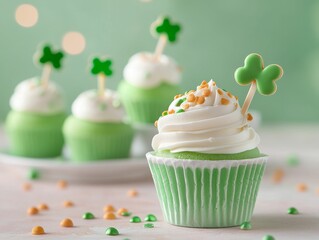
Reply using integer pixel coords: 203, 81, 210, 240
6, 111, 65, 158
147, 153, 267, 228
63, 116, 134, 162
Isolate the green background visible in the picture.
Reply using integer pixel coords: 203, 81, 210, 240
0, 0, 317, 123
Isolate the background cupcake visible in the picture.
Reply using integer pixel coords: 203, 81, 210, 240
118, 16, 182, 125
147, 53, 283, 228
6, 45, 65, 158
63, 57, 134, 162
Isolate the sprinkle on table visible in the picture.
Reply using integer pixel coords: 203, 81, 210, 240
287, 207, 299, 215
22, 183, 32, 191
240, 221, 252, 230
144, 214, 157, 222
121, 211, 132, 217
262, 235, 276, 240
117, 208, 128, 216
63, 201, 74, 207
28, 169, 40, 180
82, 212, 95, 220
104, 204, 116, 212
105, 227, 119, 236
38, 203, 49, 211
127, 189, 138, 197
57, 180, 68, 189
234, 53, 283, 115
27, 207, 39, 215
296, 183, 308, 192
130, 216, 142, 223
272, 168, 284, 183
144, 223, 154, 228
286, 154, 300, 166
31, 226, 45, 235
104, 212, 116, 220
60, 218, 74, 227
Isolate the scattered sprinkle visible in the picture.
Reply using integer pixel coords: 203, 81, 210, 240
296, 183, 308, 192
144, 223, 154, 228
221, 98, 229, 105
175, 98, 186, 107
174, 94, 182, 100
162, 111, 168, 116
63, 201, 74, 207
262, 235, 275, 240
287, 207, 299, 215
144, 214, 157, 222
187, 93, 195, 102
227, 92, 233, 98
38, 203, 49, 211
240, 221, 252, 230
272, 168, 284, 183
117, 208, 128, 216
127, 189, 138, 197
201, 80, 208, 85
196, 96, 205, 104
60, 218, 74, 227
28, 169, 40, 180
104, 204, 115, 212
105, 227, 119, 236
168, 109, 175, 114
82, 212, 95, 219
202, 89, 211, 97
130, 216, 142, 223
27, 207, 39, 215
234, 103, 238, 109
22, 183, 32, 191
154, 120, 158, 128
286, 154, 300, 166
104, 212, 116, 220
57, 180, 68, 189
217, 89, 223, 95
247, 113, 253, 121
121, 211, 132, 217
32, 226, 45, 235
181, 103, 190, 110
176, 109, 185, 113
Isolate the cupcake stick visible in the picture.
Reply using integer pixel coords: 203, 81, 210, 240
37, 44, 64, 89
90, 57, 113, 99
151, 16, 181, 60
234, 53, 283, 115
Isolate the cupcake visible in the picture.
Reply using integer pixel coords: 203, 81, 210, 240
147, 53, 283, 228
63, 57, 134, 162
5, 45, 65, 158
118, 16, 182, 124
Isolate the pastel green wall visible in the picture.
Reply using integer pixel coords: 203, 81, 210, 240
0, 0, 317, 122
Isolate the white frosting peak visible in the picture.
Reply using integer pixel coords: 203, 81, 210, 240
10, 77, 64, 114
72, 89, 125, 122
152, 80, 260, 154
123, 52, 181, 88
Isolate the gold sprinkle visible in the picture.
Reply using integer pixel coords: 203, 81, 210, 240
154, 120, 158, 128
217, 89, 223, 95
22, 183, 32, 191
168, 109, 175, 114
196, 96, 205, 104
63, 201, 74, 207
27, 207, 39, 215
32, 226, 45, 235
212, 81, 216, 86
127, 189, 138, 197
104, 205, 116, 212
187, 93, 196, 102
38, 203, 49, 211
60, 218, 74, 227
234, 103, 238, 109
235, 96, 238, 100
247, 113, 253, 121
296, 183, 308, 192
174, 94, 182, 100
201, 80, 208, 85
182, 103, 190, 110
227, 92, 233, 98
272, 169, 284, 183
188, 90, 195, 94
199, 84, 208, 89
221, 98, 229, 105
57, 180, 68, 189
202, 89, 211, 97
104, 212, 116, 220
117, 208, 128, 216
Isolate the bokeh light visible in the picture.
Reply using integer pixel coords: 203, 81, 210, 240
15, 4, 38, 28
62, 32, 86, 55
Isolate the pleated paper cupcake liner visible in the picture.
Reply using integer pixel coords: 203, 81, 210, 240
146, 153, 267, 228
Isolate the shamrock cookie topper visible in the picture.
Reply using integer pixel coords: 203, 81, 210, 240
151, 16, 181, 60
90, 57, 113, 98
36, 44, 65, 88
234, 53, 283, 115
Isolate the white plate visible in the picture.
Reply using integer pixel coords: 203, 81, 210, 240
0, 151, 151, 184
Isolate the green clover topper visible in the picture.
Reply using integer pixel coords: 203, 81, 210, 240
152, 16, 181, 59
90, 57, 113, 98
39, 45, 64, 69
234, 53, 283, 114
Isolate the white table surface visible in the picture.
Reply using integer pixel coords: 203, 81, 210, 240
1, 124, 319, 240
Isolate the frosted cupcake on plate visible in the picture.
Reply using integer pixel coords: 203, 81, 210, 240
63, 57, 134, 162
118, 16, 182, 124
6, 45, 65, 158
147, 53, 283, 227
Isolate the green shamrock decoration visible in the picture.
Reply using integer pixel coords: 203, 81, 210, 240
234, 53, 283, 95
154, 16, 181, 43
39, 45, 64, 69
91, 57, 113, 76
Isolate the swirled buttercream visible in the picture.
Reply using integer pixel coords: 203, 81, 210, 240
152, 80, 260, 154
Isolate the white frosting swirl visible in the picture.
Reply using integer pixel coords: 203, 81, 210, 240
72, 89, 125, 123
123, 52, 181, 88
10, 77, 64, 114
152, 80, 260, 154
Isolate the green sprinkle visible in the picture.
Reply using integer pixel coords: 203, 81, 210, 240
287, 207, 299, 215
240, 221, 251, 230
82, 212, 95, 219
130, 216, 141, 223
144, 214, 157, 222
28, 169, 40, 180
121, 211, 131, 217
105, 227, 119, 236
286, 154, 299, 166
144, 223, 154, 228
162, 111, 168, 116
176, 109, 185, 113
175, 98, 186, 107
262, 235, 275, 240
